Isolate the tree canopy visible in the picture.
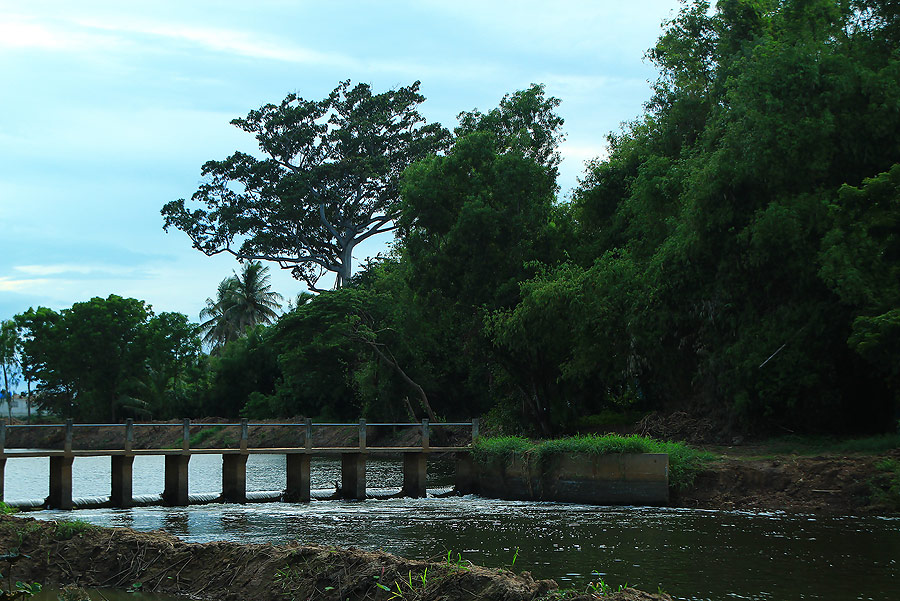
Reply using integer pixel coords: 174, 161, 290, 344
162, 80, 450, 291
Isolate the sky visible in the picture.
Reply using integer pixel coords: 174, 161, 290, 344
0, 0, 682, 323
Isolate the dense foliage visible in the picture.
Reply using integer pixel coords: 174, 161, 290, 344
8, 1, 899, 437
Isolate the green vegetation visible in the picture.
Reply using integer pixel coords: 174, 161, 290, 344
749, 434, 900, 457
474, 434, 715, 490
0, 505, 16, 517
870, 458, 900, 510
5, 1, 899, 440
53, 520, 93, 541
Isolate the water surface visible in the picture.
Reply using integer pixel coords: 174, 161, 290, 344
5, 454, 898, 601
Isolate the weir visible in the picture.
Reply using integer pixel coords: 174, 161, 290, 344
0, 419, 477, 510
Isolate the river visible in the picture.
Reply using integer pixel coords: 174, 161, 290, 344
5, 453, 899, 600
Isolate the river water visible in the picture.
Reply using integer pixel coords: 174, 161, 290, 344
4, 453, 899, 601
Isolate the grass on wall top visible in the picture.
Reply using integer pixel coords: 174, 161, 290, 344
472, 434, 714, 490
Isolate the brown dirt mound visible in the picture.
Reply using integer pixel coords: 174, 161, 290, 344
0, 515, 673, 601
674, 451, 899, 514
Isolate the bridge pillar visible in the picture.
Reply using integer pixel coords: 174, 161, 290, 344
454, 452, 476, 494
48, 455, 74, 509
0, 456, 5, 503
222, 454, 248, 503
163, 454, 190, 506
285, 454, 310, 502
402, 452, 427, 497
341, 452, 366, 500
111, 455, 134, 508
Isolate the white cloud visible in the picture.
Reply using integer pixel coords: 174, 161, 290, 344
0, 277, 48, 292
13, 264, 136, 277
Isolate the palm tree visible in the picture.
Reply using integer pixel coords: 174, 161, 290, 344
200, 261, 284, 351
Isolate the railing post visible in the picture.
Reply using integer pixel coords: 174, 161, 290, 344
125, 418, 134, 454
64, 418, 73, 455
359, 419, 366, 451
471, 418, 479, 443
182, 418, 190, 452
305, 418, 312, 451
0, 420, 5, 453
240, 418, 249, 453
422, 419, 429, 451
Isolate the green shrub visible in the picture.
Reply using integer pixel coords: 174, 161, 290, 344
473, 434, 714, 490
54, 520, 94, 540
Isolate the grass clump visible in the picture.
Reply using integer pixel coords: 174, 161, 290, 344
54, 519, 94, 540
474, 434, 714, 490
0, 502, 17, 515
869, 458, 900, 510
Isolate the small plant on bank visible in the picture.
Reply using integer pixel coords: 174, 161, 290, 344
869, 458, 900, 510
0, 550, 41, 601
53, 520, 93, 541
0, 505, 17, 516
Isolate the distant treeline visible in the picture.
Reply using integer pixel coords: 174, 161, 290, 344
6, 0, 899, 437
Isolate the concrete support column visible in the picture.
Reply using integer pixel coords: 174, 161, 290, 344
163, 454, 190, 506
48, 455, 74, 509
0, 457, 6, 504
340, 452, 366, 500
454, 452, 476, 495
111, 455, 134, 508
285, 454, 311, 502
0, 421, 6, 503
222, 454, 248, 503
402, 452, 427, 498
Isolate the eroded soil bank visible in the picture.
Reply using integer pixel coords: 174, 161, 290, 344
0, 515, 669, 601
675, 449, 900, 514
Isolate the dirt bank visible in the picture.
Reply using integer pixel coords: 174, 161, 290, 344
675, 450, 900, 514
0, 515, 670, 601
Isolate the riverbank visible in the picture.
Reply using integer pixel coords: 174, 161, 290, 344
0, 514, 670, 601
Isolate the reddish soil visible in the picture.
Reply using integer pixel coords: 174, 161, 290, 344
0, 515, 670, 601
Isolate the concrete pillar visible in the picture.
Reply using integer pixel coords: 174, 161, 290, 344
455, 452, 476, 495
285, 454, 311, 502
340, 453, 366, 500
0, 457, 6, 504
111, 455, 134, 508
48, 456, 74, 509
163, 455, 190, 506
222, 454, 248, 503
402, 452, 427, 498
0, 421, 6, 503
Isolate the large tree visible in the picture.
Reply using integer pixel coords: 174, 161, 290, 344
162, 80, 450, 291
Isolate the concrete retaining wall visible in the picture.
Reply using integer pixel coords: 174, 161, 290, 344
458, 452, 669, 506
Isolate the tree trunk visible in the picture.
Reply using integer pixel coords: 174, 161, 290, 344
365, 342, 439, 424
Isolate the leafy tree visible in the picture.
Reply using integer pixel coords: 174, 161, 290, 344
15, 297, 203, 420
200, 261, 283, 351
0, 320, 21, 419
162, 80, 450, 291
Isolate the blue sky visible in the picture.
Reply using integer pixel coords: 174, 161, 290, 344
1, 0, 681, 323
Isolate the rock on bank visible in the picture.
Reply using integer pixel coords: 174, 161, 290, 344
0, 515, 670, 601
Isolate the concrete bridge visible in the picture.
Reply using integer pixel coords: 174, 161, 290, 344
0, 419, 477, 510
